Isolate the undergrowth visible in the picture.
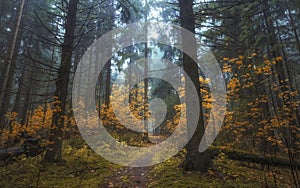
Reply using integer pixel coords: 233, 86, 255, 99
0, 136, 119, 187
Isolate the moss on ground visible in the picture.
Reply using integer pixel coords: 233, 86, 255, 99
0, 138, 295, 187
0, 137, 120, 188
148, 151, 293, 187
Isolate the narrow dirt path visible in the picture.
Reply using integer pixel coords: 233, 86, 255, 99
103, 166, 152, 187
101, 136, 165, 187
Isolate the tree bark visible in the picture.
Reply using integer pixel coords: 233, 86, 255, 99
44, 0, 79, 162
179, 0, 212, 171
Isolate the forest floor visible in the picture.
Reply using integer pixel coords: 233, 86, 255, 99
103, 166, 151, 187
0, 137, 296, 187
102, 135, 162, 187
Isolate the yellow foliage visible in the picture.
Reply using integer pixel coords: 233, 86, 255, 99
227, 77, 240, 91
275, 56, 282, 61
222, 63, 232, 73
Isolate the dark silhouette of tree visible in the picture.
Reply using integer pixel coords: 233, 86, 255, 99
179, 0, 212, 171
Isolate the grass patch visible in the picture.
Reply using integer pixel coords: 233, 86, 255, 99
149, 151, 294, 187
0, 136, 120, 188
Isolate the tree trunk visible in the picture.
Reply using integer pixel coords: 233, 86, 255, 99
179, 0, 212, 171
43, 0, 79, 162
0, 0, 25, 128
285, 0, 300, 55
263, 3, 300, 186
104, 62, 112, 106
143, 2, 150, 142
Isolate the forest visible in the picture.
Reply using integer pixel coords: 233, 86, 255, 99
0, 0, 300, 187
